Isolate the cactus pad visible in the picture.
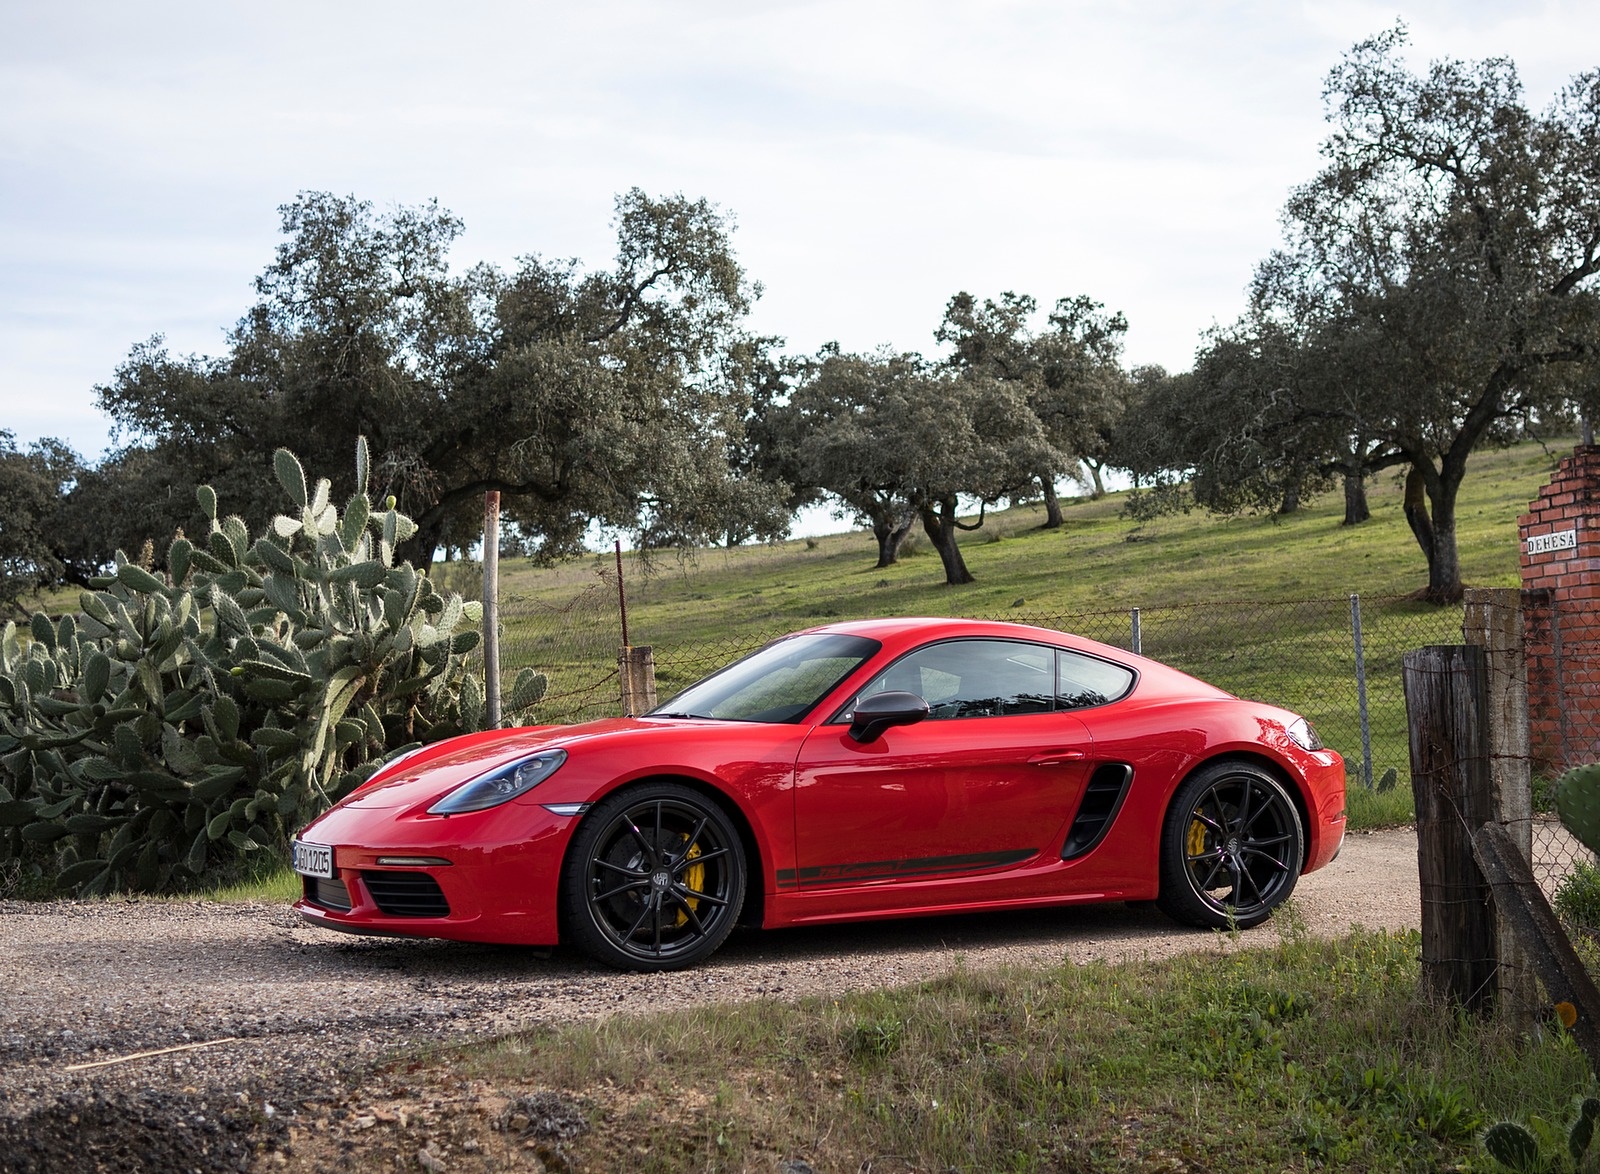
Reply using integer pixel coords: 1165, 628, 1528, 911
1482, 1121, 1542, 1172
1557, 763, 1600, 858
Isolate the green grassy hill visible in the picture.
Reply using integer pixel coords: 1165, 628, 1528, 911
492, 438, 1557, 640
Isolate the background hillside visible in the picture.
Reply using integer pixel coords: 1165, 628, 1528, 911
483, 438, 1557, 644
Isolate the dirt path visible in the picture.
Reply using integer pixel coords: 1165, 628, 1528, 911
0, 827, 1418, 1171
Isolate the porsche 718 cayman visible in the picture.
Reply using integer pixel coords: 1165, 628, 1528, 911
292, 618, 1346, 970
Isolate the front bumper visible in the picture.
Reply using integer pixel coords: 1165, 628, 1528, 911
1302, 751, 1347, 874
290, 797, 578, 946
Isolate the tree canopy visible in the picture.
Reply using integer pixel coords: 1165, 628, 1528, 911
0, 431, 92, 609
89, 189, 789, 572
937, 291, 1128, 524
766, 346, 1057, 584
1258, 26, 1600, 599
1118, 26, 1600, 600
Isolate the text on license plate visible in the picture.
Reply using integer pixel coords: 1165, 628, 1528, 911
291, 840, 334, 879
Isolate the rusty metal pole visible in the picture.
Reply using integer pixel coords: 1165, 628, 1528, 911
614, 539, 630, 649
483, 491, 501, 729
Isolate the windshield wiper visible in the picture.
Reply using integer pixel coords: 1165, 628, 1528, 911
649, 711, 704, 719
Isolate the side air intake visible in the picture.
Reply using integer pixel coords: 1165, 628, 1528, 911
1061, 764, 1134, 860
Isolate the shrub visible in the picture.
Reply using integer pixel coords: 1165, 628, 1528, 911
1555, 862, 1600, 940
0, 439, 546, 895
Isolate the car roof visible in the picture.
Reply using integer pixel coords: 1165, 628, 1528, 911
806, 616, 1112, 648
797, 616, 1232, 700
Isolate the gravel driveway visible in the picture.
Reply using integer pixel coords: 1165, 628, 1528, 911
0, 827, 1418, 1171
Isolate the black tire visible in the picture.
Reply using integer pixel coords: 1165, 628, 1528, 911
561, 782, 746, 971
1156, 761, 1303, 930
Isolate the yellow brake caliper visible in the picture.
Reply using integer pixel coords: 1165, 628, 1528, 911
1187, 813, 1209, 860
674, 841, 704, 927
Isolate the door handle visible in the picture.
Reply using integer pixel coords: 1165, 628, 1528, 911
1029, 749, 1086, 766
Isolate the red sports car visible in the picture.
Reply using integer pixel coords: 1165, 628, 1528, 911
292, 618, 1346, 970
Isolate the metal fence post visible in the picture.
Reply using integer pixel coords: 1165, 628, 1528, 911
1350, 593, 1373, 791
1130, 607, 1142, 656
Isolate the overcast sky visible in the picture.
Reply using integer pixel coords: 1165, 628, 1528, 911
3, 0, 1597, 458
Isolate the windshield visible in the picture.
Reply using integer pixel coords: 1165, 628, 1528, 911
649, 633, 881, 723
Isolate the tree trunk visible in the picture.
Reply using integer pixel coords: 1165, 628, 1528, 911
1403, 464, 1434, 569
919, 497, 974, 585
1425, 497, 1462, 603
399, 519, 444, 577
876, 518, 915, 569
1405, 462, 1464, 603
870, 508, 915, 568
1342, 472, 1370, 525
1085, 460, 1107, 500
1277, 483, 1300, 515
1039, 474, 1063, 530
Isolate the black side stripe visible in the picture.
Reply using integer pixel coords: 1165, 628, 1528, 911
776, 848, 1036, 889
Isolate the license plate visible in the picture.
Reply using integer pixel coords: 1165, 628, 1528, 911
291, 840, 334, 879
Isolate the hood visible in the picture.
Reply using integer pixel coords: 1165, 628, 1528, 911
337, 717, 675, 810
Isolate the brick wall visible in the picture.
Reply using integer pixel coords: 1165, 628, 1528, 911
1520, 445, 1600, 770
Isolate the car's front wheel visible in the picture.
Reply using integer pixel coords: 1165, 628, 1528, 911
561, 782, 746, 971
1157, 761, 1303, 929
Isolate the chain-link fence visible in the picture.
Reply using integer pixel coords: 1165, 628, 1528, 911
1522, 589, 1600, 907
480, 573, 627, 724
486, 576, 1600, 890
492, 585, 1465, 794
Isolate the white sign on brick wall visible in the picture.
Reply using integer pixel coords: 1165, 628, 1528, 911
1525, 528, 1578, 555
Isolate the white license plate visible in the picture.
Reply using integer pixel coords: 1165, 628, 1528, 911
291, 840, 334, 879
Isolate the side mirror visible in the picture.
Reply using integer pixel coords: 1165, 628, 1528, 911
847, 691, 930, 744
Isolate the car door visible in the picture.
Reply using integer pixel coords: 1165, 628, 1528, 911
790, 638, 1095, 888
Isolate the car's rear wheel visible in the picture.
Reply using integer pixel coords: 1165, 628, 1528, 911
1157, 761, 1303, 929
561, 782, 746, 971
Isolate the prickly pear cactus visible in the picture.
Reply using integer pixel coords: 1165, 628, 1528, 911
1482, 1121, 1543, 1172
1480, 1096, 1600, 1173
1570, 1096, 1600, 1166
1556, 764, 1600, 859
0, 438, 548, 895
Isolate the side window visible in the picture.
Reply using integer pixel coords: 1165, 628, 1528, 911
853, 639, 1058, 720
1056, 650, 1135, 709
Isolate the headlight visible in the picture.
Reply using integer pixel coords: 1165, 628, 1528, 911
1286, 717, 1325, 752
427, 750, 567, 815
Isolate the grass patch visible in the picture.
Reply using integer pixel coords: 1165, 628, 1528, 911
316, 921, 1593, 1172
201, 862, 299, 903
1345, 783, 1416, 830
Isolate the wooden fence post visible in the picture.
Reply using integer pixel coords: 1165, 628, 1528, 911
1473, 823, 1600, 1074
1404, 644, 1498, 1012
482, 490, 501, 729
1463, 588, 1538, 1022
619, 646, 657, 717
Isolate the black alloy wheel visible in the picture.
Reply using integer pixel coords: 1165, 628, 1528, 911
561, 782, 746, 971
1156, 761, 1304, 930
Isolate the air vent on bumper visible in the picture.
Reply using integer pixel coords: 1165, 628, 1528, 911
304, 875, 352, 912
361, 871, 450, 918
